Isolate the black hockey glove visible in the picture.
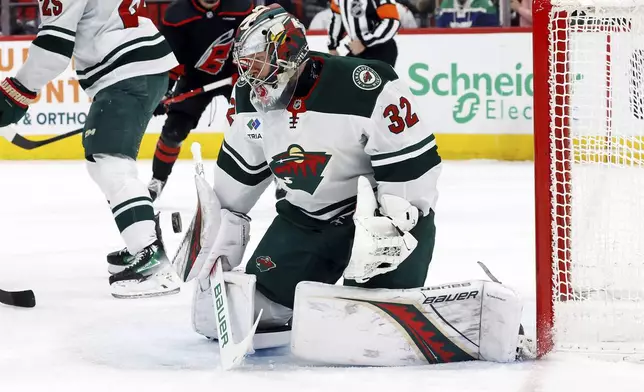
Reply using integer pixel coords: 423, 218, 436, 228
153, 99, 169, 116
153, 78, 177, 117
0, 77, 37, 127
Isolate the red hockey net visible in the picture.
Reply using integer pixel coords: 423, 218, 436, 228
534, 0, 644, 357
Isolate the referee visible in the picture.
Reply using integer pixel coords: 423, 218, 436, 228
327, 0, 401, 67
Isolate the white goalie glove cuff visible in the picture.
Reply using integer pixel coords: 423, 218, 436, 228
198, 209, 250, 280
377, 193, 420, 233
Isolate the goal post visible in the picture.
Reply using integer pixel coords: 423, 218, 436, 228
534, 0, 644, 357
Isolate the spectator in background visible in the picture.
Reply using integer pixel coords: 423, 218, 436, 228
436, 0, 498, 28
309, 2, 417, 30
511, 0, 532, 26
413, 0, 437, 27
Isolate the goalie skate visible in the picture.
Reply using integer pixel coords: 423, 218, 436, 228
109, 240, 180, 299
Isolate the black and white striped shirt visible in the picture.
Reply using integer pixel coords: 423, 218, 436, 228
328, 0, 401, 50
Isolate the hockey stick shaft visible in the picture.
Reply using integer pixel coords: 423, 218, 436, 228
163, 77, 233, 106
1, 78, 232, 151
1, 126, 83, 150
476, 261, 500, 283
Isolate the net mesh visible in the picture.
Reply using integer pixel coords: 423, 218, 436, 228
550, 2, 644, 353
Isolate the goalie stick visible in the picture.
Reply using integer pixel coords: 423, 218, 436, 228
190, 142, 262, 370
0, 77, 233, 151
0, 288, 35, 308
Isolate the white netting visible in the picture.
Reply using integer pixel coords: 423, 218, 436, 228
550, 3, 644, 353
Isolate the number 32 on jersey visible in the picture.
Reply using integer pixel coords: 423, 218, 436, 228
383, 96, 419, 134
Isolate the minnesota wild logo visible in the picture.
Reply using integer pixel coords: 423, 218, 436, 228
255, 256, 276, 272
269, 144, 331, 195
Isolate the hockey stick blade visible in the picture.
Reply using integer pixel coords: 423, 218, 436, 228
0, 288, 35, 308
211, 256, 262, 370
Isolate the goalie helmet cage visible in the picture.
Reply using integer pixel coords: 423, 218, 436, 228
534, 0, 644, 357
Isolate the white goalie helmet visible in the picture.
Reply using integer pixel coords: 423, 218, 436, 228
232, 4, 309, 112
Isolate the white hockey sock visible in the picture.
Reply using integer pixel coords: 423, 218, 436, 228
87, 154, 156, 254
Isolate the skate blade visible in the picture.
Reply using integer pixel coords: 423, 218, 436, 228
111, 287, 180, 299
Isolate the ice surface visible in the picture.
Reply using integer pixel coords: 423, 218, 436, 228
1, 160, 643, 392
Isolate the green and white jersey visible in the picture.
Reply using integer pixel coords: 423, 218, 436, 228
215, 52, 441, 222
16, 0, 178, 98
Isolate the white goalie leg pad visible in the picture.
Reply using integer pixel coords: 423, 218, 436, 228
291, 280, 523, 366
192, 271, 291, 349
198, 210, 251, 278
172, 175, 222, 282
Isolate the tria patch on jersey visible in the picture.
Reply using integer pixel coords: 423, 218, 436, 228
353, 65, 382, 91
246, 118, 263, 140
269, 144, 331, 195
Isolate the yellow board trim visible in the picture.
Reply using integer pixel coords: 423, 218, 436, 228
0, 132, 534, 161
435, 134, 534, 161
0, 132, 225, 160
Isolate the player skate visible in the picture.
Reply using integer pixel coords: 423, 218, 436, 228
107, 248, 135, 275
147, 178, 167, 202
107, 213, 164, 274
109, 240, 180, 299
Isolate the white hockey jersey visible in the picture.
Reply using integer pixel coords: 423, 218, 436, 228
214, 52, 441, 223
16, 0, 178, 97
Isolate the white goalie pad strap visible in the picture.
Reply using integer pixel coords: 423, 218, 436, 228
291, 280, 523, 366
192, 271, 291, 350
172, 175, 222, 282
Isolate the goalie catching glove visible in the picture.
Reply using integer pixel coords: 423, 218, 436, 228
0, 77, 37, 127
343, 176, 420, 283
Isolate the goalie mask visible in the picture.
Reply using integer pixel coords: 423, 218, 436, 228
233, 4, 309, 113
